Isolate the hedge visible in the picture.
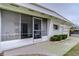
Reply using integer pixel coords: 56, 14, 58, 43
50, 34, 67, 41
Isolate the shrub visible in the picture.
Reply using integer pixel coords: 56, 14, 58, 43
50, 34, 67, 41
50, 36, 56, 41
61, 34, 67, 39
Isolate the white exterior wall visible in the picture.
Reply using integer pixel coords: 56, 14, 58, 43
48, 18, 70, 37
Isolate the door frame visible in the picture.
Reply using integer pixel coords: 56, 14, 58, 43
33, 17, 42, 39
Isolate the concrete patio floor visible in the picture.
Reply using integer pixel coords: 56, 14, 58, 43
4, 37, 79, 56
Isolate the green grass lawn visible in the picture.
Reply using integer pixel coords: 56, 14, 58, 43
64, 43, 79, 56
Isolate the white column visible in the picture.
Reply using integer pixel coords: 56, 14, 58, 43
19, 14, 21, 39
0, 9, 1, 51
0, 9, 1, 42
0, 10, 3, 55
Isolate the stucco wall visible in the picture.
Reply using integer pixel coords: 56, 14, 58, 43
48, 18, 70, 38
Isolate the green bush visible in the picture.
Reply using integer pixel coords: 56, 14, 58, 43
60, 34, 67, 39
50, 34, 67, 41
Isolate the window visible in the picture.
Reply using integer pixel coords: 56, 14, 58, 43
53, 24, 59, 30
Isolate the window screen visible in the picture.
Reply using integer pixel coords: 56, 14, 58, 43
21, 14, 32, 39
1, 10, 21, 41
42, 19, 47, 36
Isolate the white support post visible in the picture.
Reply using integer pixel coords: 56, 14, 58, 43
19, 14, 21, 39
0, 10, 1, 43
0, 10, 3, 55
0, 9, 1, 53
32, 17, 34, 44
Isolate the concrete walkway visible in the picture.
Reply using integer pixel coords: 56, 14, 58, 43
4, 37, 79, 56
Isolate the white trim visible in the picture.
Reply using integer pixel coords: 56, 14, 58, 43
32, 17, 34, 43
19, 14, 21, 39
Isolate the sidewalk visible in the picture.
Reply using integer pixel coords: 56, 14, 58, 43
4, 37, 79, 56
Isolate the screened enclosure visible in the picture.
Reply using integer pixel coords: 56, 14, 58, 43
1, 9, 48, 41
